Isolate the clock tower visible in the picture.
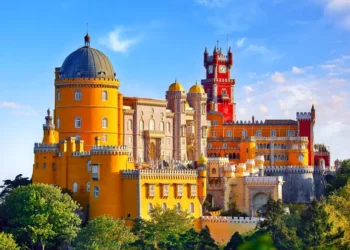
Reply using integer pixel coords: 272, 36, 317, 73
201, 46, 236, 122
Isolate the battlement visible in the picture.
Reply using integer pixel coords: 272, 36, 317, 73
55, 77, 119, 83
122, 169, 198, 179
296, 112, 312, 121
207, 157, 229, 163
244, 176, 283, 185
201, 216, 264, 224
90, 145, 129, 155
72, 151, 91, 157
265, 166, 314, 173
173, 160, 194, 166
224, 165, 236, 172
201, 78, 235, 84
254, 136, 308, 143
43, 124, 55, 130
34, 143, 59, 153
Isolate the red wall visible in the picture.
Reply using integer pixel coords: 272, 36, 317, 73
314, 154, 330, 167
299, 120, 312, 165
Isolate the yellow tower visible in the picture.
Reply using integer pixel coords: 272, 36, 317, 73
54, 34, 122, 149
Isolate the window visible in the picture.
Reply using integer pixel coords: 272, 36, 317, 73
93, 186, 99, 198
127, 119, 132, 130
86, 182, 90, 192
140, 120, 144, 132
148, 203, 153, 214
166, 122, 171, 133
162, 203, 167, 212
287, 130, 296, 137
102, 134, 107, 142
160, 121, 164, 132
163, 184, 169, 197
73, 182, 78, 193
271, 130, 276, 137
75, 134, 80, 141
177, 185, 183, 197
74, 90, 81, 101
102, 90, 108, 101
149, 119, 155, 131
191, 185, 196, 197
92, 165, 99, 180
190, 203, 194, 214
223, 143, 227, 149
208, 143, 212, 149
211, 168, 216, 174
226, 130, 232, 137
298, 154, 304, 162
212, 131, 216, 137
212, 120, 218, 126
221, 89, 227, 96
148, 184, 155, 197
43, 163, 46, 170
52, 163, 55, 170
87, 160, 91, 172
57, 91, 60, 102
256, 130, 262, 137
102, 118, 108, 128
242, 130, 247, 137
128, 136, 132, 144
75, 117, 82, 128
56, 118, 60, 129
176, 203, 181, 211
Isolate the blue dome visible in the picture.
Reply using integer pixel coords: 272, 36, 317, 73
60, 45, 115, 79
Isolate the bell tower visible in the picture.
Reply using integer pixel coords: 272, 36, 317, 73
201, 45, 236, 122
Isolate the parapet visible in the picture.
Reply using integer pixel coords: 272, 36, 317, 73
90, 145, 129, 155
201, 216, 264, 224
244, 176, 283, 185
72, 151, 91, 157
224, 165, 236, 172
122, 169, 198, 179
207, 157, 229, 164
296, 112, 312, 121
264, 165, 314, 174
34, 143, 59, 153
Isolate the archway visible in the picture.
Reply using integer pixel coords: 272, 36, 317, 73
187, 147, 195, 161
252, 193, 269, 216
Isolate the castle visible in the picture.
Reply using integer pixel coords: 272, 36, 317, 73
31, 34, 332, 242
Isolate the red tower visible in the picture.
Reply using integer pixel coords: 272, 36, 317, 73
201, 46, 236, 122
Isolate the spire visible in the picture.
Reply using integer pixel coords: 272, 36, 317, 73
204, 47, 208, 54
213, 46, 217, 53
311, 104, 315, 112
228, 46, 232, 53
175, 77, 178, 83
84, 33, 91, 47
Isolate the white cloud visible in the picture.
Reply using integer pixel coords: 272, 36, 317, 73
244, 85, 253, 94
236, 37, 246, 48
259, 104, 269, 114
243, 44, 281, 63
99, 27, 141, 53
271, 72, 285, 83
326, 0, 350, 12
292, 66, 305, 74
195, 0, 231, 8
0, 101, 21, 109
0, 101, 37, 116
320, 0, 350, 30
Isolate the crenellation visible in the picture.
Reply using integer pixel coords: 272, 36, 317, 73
90, 145, 129, 155
34, 143, 59, 153
201, 216, 264, 224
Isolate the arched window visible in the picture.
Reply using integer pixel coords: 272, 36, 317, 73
74, 90, 81, 101
56, 118, 60, 129
159, 121, 164, 132
102, 90, 108, 101
176, 202, 181, 212
102, 118, 108, 128
93, 186, 99, 198
75, 134, 80, 141
87, 160, 91, 172
256, 130, 262, 137
75, 117, 81, 128
222, 89, 227, 95
149, 119, 155, 131
298, 154, 304, 162
140, 120, 144, 132
211, 168, 217, 174
57, 91, 60, 102
73, 182, 78, 193
127, 119, 132, 130
148, 203, 153, 214
128, 136, 132, 144
226, 130, 232, 137
102, 134, 107, 142
162, 203, 167, 212
166, 122, 171, 133
190, 202, 194, 214
86, 182, 90, 192
242, 130, 247, 137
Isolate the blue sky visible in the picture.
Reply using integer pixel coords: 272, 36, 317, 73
0, 0, 349, 181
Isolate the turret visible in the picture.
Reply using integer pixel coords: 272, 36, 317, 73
228, 46, 233, 68
197, 153, 207, 205
204, 47, 208, 66
213, 46, 218, 63
311, 104, 316, 124
42, 109, 56, 144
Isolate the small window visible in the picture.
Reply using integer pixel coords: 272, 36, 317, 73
271, 130, 276, 137
191, 185, 196, 197
102, 118, 108, 128
242, 130, 247, 137
87, 160, 91, 172
160, 121, 164, 132
298, 154, 304, 162
211, 168, 216, 174
52, 163, 55, 170
212, 120, 218, 126
177, 185, 183, 197
221, 89, 227, 95
57, 91, 60, 102
73, 182, 78, 193
287, 130, 296, 137
93, 186, 99, 198
162, 203, 167, 212
102, 134, 107, 142
149, 119, 155, 131
207, 143, 212, 149
127, 120, 132, 130
75, 117, 82, 128
256, 130, 262, 137
166, 122, 171, 133
128, 136, 132, 144
148, 184, 155, 197
140, 120, 144, 132
226, 130, 232, 137
86, 182, 90, 192
76, 134, 80, 141
148, 203, 153, 214
92, 165, 99, 180
223, 143, 227, 149
75, 90, 81, 101
102, 90, 108, 101
190, 202, 194, 214
56, 118, 60, 129
163, 184, 169, 197
43, 163, 46, 170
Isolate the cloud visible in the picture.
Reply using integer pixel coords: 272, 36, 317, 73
259, 104, 269, 114
244, 85, 253, 94
99, 27, 141, 53
0, 101, 37, 116
271, 72, 285, 83
320, 0, 350, 30
292, 66, 305, 74
243, 44, 281, 63
195, 0, 231, 8
236, 37, 246, 48
0, 101, 21, 109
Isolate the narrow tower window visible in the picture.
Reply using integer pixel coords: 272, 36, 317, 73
166, 122, 171, 133
242, 130, 247, 137
256, 130, 262, 137
74, 117, 82, 128
86, 182, 90, 192
73, 182, 78, 193
87, 160, 91, 172
56, 118, 60, 129
102, 134, 107, 142
74, 90, 81, 101
93, 186, 99, 198
102, 118, 108, 128
159, 121, 164, 132
127, 119, 132, 130
271, 130, 276, 137
57, 91, 60, 102
102, 90, 108, 101
140, 120, 144, 132
226, 130, 232, 137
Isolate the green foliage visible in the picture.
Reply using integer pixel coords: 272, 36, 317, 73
326, 159, 350, 194
238, 233, 276, 250
0, 232, 20, 250
197, 226, 219, 250
73, 216, 136, 250
0, 174, 31, 203
0, 183, 81, 250
224, 232, 243, 250
221, 202, 248, 217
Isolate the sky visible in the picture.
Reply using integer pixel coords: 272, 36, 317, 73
0, 0, 349, 181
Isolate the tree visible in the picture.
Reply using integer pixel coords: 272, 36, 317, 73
0, 232, 20, 250
178, 228, 201, 250
238, 233, 276, 250
224, 232, 243, 250
73, 216, 136, 250
132, 205, 194, 249
326, 159, 350, 194
0, 183, 81, 250
0, 174, 31, 202
197, 225, 219, 250
298, 199, 344, 249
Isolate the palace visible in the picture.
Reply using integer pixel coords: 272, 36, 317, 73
31, 34, 332, 243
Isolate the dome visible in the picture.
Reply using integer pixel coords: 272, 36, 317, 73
197, 153, 208, 164
59, 35, 115, 79
168, 79, 185, 92
189, 82, 205, 94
